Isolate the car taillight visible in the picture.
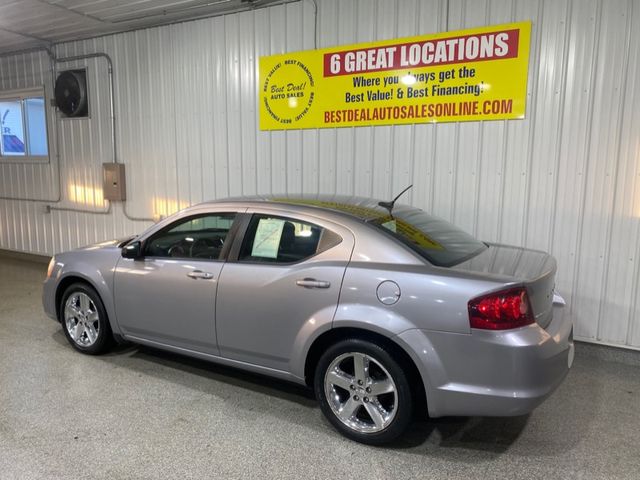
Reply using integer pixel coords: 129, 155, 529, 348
468, 287, 534, 330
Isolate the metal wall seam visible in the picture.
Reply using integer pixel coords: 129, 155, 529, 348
568, 0, 601, 328
596, 0, 634, 343
625, 2, 640, 347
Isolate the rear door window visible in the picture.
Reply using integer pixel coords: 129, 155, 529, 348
238, 214, 341, 263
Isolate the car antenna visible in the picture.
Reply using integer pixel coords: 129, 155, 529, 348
378, 184, 413, 216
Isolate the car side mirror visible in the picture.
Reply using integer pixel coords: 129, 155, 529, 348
121, 241, 143, 259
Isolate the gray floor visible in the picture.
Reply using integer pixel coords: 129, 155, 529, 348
1, 255, 639, 480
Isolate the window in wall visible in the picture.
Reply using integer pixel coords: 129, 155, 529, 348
0, 88, 49, 161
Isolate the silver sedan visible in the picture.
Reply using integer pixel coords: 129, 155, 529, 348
43, 195, 574, 444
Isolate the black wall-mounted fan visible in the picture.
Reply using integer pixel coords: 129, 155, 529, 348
54, 69, 89, 118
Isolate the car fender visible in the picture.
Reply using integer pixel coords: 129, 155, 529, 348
333, 303, 417, 335
290, 303, 439, 401
54, 257, 121, 335
394, 328, 450, 417
289, 302, 416, 381
332, 305, 439, 393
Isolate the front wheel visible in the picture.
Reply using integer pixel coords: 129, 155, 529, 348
314, 338, 413, 445
60, 283, 114, 355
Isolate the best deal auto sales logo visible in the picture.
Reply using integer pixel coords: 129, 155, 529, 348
262, 59, 315, 125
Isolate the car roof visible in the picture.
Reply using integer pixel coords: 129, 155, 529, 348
199, 194, 392, 222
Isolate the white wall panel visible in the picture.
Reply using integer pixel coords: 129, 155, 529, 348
1, 0, 640, 350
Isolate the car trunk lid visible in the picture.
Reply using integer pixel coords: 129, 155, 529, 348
452, 243, 557, 329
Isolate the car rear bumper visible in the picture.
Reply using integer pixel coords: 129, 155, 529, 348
397, 304, 574, 418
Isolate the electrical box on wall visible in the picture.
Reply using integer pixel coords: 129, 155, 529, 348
102, 163, 126, 201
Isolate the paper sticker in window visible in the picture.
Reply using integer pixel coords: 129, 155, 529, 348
381, 219, 397, 233
252, 218, 285, 258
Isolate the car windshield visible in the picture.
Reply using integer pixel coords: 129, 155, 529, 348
368, 204, 487, 267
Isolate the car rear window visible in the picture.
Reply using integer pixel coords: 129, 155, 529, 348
368, 205, 487, 267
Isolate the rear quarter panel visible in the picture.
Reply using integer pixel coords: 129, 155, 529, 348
336, 262, 504, 335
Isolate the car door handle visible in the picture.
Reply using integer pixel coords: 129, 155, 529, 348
296, 278, 331, 289
187, 270, 214, 280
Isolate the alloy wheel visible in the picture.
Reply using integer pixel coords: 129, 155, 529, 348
64, 292, 100, 347
324, 351, 398, 433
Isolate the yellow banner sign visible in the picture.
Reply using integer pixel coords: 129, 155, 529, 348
259, 21, 531, 130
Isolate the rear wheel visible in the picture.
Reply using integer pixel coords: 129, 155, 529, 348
60, 283, 113, 355
314, 338, 413, 445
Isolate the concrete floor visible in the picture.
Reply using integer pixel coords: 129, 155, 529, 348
1, 255, 639, 480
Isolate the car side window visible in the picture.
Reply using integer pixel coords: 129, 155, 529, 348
145, 213, 236, 260
238, 214, 341, 263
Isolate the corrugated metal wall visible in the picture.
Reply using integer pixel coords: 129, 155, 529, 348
1, 0, 639, 350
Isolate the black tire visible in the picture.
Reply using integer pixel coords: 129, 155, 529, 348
314, 338, 413, 445
59, 282, 114, 355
